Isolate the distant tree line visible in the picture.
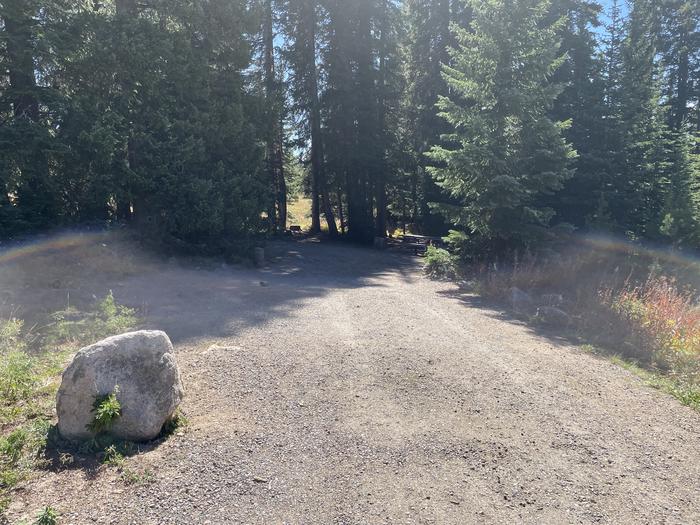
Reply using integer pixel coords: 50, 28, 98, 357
0, 0, 698, 253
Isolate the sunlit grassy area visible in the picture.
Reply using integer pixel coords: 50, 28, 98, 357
286, 197, 313, 231
580, 346, 700, 411
286, 196, 344, 233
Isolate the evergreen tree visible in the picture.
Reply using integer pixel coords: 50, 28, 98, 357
428, 0, 576, 249
659, 0, 699, 131
545, 0, 609, 229
400, 0, 456, 234
0, 0, 57, 231
614, 0, 670, 237
254, 0, 287, 232
284, 0, 338, 235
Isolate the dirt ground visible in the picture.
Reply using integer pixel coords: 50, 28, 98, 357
3, 234, 700, 524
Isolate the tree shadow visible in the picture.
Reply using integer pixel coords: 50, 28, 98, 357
436, 286, 615, 352
40, 414, 185, 480
111, 237, 422, 344
0, 231, 423, 346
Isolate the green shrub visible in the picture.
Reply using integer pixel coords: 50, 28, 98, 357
0, 319, 25, 354
0, 419, 50, 491
87, 388, 122, 434
603, 276, 700, 383
44, 292, 138, 348
34, 506, 58, 525
424, 246, 458, 279
102, 445, 125, 468
0, 351, 36, 404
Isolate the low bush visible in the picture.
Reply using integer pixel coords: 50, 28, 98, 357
424, 246, 459, 279
603, 276, 700, 382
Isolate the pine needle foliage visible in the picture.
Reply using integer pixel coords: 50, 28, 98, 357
427, 0, 577, 248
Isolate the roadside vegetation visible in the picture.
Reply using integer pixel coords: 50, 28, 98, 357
0, 293, 138, 517
425, 239, 700, 411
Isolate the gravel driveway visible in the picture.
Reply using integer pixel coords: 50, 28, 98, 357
9, 239, 700, 524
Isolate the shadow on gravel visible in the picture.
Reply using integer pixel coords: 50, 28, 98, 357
41, 417, 182, 480
0, 235, 421, 345
436, 288, 593, 350
119, 238, 422, 344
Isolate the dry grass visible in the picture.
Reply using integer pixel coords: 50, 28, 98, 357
286, 197, 344, 233
458, 241, 700, 408
603, 277, 700, 382
286, 197, 313, 231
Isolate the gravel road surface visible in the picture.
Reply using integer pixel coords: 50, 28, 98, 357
9, 240, 700, 524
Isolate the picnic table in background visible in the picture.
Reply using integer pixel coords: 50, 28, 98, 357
399, 234, 445, 255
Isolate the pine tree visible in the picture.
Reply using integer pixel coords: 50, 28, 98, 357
321, 0, 355, 237
400, 0, 457, 233
615, 0, 669, 237
284, 0, 338, 235
259, 0, 287, 232
375, 0, 403, 237
659, 0, 699, 131
544, 0, 609, 229
0, 0, 57, 231
428, 0, 576, 248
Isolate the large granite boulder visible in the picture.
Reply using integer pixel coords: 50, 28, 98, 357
57, 330, 184, 442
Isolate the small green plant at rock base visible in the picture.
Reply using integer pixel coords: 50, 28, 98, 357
34, 506, 58, 525
87, 387, 122, 434
57, 452, 73, 468
121, 467, 154, 486
102, 445, 125, 468
161, 411, 189, 437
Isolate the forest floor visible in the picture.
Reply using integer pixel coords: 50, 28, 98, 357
3, 235, 700, 524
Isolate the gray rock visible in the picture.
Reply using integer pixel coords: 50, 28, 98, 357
57, 330, 184, 442
373, 237, 388, 250
536, 306, 571, 326
254, 247, 265, 267
510, 287, 534, 312
541, 293, 564, 307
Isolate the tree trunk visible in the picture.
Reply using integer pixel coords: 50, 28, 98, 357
3, 0, 55, 227
302, 0, 337, 235
337, 190, 346, 234
115, 0, 139, 222
352, 0, 376, 242
672, 26, 690, 130
264, 0, 277, 231
375, 0, 389, 238
277, 116, 288, 230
